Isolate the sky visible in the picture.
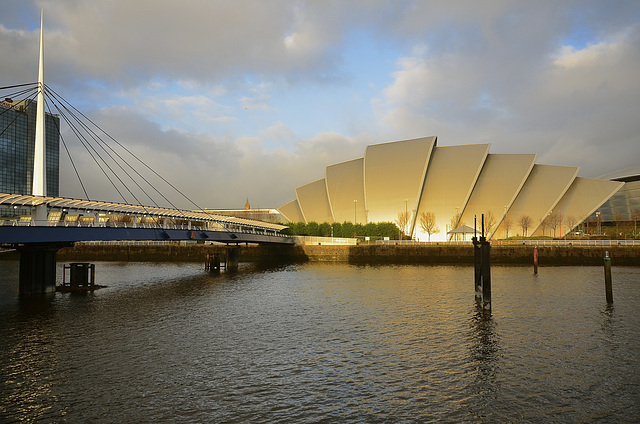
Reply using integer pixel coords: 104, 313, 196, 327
1, 0, 639, 210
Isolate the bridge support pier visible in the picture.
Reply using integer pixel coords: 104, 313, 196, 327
226, 245, 240, 272
205, 253, 222, 273
16, 243, 67, 296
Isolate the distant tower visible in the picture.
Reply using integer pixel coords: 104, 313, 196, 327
245, 197, 250, 209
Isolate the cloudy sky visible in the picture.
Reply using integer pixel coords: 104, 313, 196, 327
1, 0, 639, 210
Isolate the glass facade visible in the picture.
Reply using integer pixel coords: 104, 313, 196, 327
594, 179, 640, 221
0, 100, 59, 196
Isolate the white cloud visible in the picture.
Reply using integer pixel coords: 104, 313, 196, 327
3, 0, 640, 209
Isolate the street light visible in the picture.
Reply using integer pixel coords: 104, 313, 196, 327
404, 199, 409, 237
353, 199, 358, 223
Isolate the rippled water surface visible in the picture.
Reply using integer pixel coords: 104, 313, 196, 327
1, 261, 639, 423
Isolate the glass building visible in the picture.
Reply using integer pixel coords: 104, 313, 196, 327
0, 99, 59, 197
593, 167, 640, 222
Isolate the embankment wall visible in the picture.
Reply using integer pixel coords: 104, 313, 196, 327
46, 243, 640, 266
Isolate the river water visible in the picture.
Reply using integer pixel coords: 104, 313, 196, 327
1, 261, 639, 423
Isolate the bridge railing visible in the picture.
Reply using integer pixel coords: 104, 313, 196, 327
371, 239, 640, 246
0, 218, 290, 238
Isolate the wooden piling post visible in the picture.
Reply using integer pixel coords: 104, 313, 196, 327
473, 236, 482, 299
533, 246, 538, 274
604, 251, 613, 303
481, 238, 491, 312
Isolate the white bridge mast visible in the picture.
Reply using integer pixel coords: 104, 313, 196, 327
32, 10, 47, 222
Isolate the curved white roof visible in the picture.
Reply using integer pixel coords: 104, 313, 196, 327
278, 137, 623, 240
598, 166, 640, 181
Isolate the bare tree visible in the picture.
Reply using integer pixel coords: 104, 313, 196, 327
519, 215, 533, 237
448, 212, 465, 241
539, 217, 549, 236
419, 211, 439, 242
564, 215, 578, 235
449, 211, 463, 230
396, 210, 411, 239
613, 212, 625, 237
503, 217, 513, 238
633, 209, 640, 235
547, 211, 562, 237
484, 211, 496, 236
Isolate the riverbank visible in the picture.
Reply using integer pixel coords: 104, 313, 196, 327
38, 243, 640, 266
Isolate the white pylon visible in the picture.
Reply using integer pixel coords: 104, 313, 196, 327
32, 9, 46, 197
31, 10, 48, 224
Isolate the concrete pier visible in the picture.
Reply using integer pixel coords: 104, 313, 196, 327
226, 246, 240, 271
17, 244, 65, 295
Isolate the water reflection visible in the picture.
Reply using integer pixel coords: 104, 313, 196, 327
2, 297, 61, 422
464, 304, 502, 421
1, 263, 639, 423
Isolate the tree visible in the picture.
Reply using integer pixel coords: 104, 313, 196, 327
363, 222, 378, 237
449, 211, 464, 230
318, 222, 331, 237
484, 211, 496, 235
547, 211, 562, 237
292, 221, 307, 235
331, 222, 342, 238
378, 222, 400, 239
564, 215, 578, 235
539, 217, 549, 236
418, 211, 439, 242
342, 221, 355, 238
519, 215, 533, 237
396, 211, 411, 239
503, 217, 512, 238
306, 221, 320, 236
613, 212, 625, 238
633, 209, 640, 236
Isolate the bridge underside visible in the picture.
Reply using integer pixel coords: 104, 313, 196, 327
2, 227, 293, 296
0, 226, 294, 246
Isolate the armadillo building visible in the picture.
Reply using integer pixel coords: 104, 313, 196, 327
278, 137, 624, 241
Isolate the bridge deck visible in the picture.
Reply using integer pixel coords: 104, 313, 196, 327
0, 193, 293, 245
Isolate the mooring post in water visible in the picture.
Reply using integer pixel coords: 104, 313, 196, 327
480, 214, 491, 313
604, 251, 613, 303
533, 246, 538, 275
473, 216, 482, 299
481, 238, 491, 312
472, 214, 492, 313
473, 236, 482, 299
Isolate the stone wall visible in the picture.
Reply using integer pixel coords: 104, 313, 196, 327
52, 243, 640, 266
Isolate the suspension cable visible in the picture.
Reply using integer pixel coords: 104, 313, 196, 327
44, 99, 90, 200
45, 85, 198, 217
45, 86, 161, 209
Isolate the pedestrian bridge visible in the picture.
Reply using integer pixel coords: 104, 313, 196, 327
0, 192, 293, 245
0, 192, 294, 296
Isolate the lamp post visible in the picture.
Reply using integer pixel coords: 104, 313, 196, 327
353, 199, 358, 223
404, 199, 409, 238
596, 211, 601, 234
